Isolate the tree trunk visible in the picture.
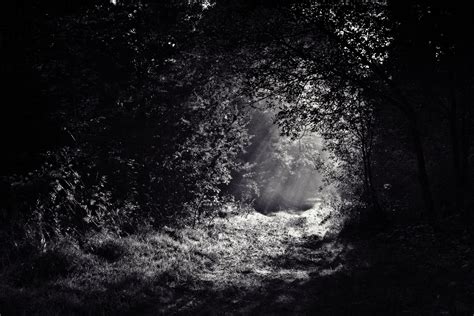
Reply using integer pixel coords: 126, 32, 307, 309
409, 120, 436, 222
448, 83, 472, 219
449, 89, 463, 215
361, 141, 382, 213
366, 149, 382, 213
459, 95, 472, 221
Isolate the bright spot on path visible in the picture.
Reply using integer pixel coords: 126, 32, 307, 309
198, 197, 344, 292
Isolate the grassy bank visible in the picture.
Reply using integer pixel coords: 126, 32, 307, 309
0, 204, 336, 315
1, 205, 473, 315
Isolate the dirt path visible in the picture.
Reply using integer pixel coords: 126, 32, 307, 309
2, 201, 351, 315
169, 203, 353, 314
3, 202, 472, 315
170, 205, 473, 315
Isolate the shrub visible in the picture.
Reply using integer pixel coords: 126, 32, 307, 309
1, 147, 147, 250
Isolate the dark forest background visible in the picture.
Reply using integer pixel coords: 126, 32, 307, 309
0, 1, 473, 314
2, 0, 473, 242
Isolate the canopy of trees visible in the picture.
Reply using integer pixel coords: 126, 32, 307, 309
1, 0, 473, 248
200, 0, 474, 222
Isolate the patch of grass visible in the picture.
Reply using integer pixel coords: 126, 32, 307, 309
2, 206, 472, 315
0, 204, 338, 314
83, 233, 129, 262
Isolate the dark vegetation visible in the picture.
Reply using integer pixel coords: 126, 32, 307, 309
1, 0, 473, 314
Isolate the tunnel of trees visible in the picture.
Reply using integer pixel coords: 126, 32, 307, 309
1, 0, 473, 314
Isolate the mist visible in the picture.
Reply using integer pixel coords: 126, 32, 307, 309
229, 109, 335, 213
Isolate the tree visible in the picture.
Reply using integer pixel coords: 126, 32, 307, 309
198, 0, 474, 223
1, 0, 254, 242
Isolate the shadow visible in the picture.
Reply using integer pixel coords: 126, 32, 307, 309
2, 229, 473, 315
255, 197, 318, 215
185, 236, 473, 316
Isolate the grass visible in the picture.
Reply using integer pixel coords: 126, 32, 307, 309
1, 204, 473, 315
0, 203, 336, 315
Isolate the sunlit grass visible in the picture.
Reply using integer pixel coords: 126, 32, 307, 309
0, 202, 341, 314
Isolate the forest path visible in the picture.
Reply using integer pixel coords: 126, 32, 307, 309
5, 201, 471, 315
1, 200, 356, 316
177, 205, 474, 315
170, 202, 354, 315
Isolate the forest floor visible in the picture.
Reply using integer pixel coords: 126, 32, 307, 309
1, 202, 473, 315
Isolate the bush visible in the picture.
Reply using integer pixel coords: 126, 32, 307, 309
1, 147, 148, 250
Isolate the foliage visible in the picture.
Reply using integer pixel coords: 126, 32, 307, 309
2, 147, 142, 249
227, 109, 324, 212
197, 1, 474, 222
0, 0, 253, 247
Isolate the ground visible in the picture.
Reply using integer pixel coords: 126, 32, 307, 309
1, 202, 473, 315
